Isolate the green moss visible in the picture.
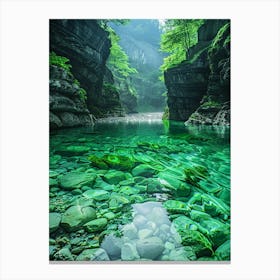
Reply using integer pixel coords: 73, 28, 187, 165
103, 82, 118, 94
88, 155, 108, 169
50, 51, 72, 73
184, 165, 209, 185
102, 154, 135, 171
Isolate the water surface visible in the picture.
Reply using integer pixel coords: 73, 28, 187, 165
49, 113, 230, 261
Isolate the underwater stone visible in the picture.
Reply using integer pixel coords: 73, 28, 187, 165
49, 178, 58, 187
55, 145, 90, 156
138, 229, 153, 240
180, 230, 213, 257
122, 223, 138, 240
136, 237, 164, 260
54, 247, 74, 261
84, 218, 108, 233
49, 212, 61, 233
89, 248, 110, 261
200, 218, 230, 248
94, 177, 115, 191
184, 165, 209, 185
76, 248, 104, 261
103, 212, 116, 220
169, 246, 197, 261
163, 200, 190, 214
59, 171, 96, 190
119, 186, 139, 195
215, 239, 230, 260
190, 209, 212, 222
133, 214, 148, 230
131, 164, 156, 177
82, 189, 110, 201
103, 170, 126, 185
101, 234, 123, 260
61, 205, 96, 232
102, 154, 135, 171
109, 194, 130, 211
88, 155, 108, 169
121, 242, 140, 261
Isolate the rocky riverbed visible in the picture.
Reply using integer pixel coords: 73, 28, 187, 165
49, 113, 230, 261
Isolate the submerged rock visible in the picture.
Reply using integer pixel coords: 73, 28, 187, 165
136, 237, 165, 260
82, 189, 110, 201
49, 212, 61, 233
131, 164, 156, 177
84, 218, 108, 233
215, 239, 230, 260
102, 154, 135, 171
101, 234, 123, 260
121, 242, 140, 261
103, 170, 127, 185
59, 171, 96, 190
55, 145, 90, 156
61, 205, 96, 232
54, 247, 74, 261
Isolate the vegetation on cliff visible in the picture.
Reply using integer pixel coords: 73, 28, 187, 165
160, 19, 204, 73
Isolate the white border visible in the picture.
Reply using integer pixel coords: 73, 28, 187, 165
0, 0, 279, 279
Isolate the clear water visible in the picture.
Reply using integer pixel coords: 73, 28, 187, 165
49, 113, 230, 261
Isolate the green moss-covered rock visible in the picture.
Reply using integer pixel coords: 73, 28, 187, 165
215, 239, 230, 260
84, 218, 108, 233
103, 170, 127, 185
59, 171, 96, 190
102, 154, 135, 171
200, 218, 230, 248
88, 155, 108, 169
131, 164, 157, 177
163, 200, 190, 215
61, 205, 96, 232
180, 230, 213, 257
184, 165, 209, 185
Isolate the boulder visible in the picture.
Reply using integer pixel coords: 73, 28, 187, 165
121, 242, 140, 261
61, 205, 96, 232
82, 189, 110, 201
49, 212, 61, 233
84, 218, 108, 233
59, 171, 96, 189
136, 237, 165, 260
131, 164, 156, 177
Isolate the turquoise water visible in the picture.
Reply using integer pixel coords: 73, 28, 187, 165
49, 113, 230, 261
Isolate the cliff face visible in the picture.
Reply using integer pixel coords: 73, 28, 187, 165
50, 20, 124, 127
164, 20, 230, 125
49, 65, 93, 129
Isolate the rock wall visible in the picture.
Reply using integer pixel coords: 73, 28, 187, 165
50, 20, 124, 125
49, 65, 93, 129
164, 20, 230, 125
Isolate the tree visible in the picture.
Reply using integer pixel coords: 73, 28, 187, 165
107, 27, 138, 80
160, 19, 204, 72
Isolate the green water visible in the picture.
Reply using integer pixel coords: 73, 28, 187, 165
49, 113, 230, 261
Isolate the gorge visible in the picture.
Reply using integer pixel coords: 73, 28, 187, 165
49, 19, 231, 262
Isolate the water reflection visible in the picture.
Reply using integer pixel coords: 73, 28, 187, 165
101, 201, 185, 261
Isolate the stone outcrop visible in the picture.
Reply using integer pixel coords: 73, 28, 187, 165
49, 65, 93, 129
164, 20, 230, 125
50, 20, 124, 123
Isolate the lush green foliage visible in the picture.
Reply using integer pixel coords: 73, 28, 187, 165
108, 28, 138, 80
160, 19, 204, 74
49, 51, 72, 73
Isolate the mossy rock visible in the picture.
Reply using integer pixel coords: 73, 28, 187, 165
184, 165, 209, 185
88, 155, 108, 169
180, 229, 214, 257
102, 154, 135, 171
163, 200, 190, 215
